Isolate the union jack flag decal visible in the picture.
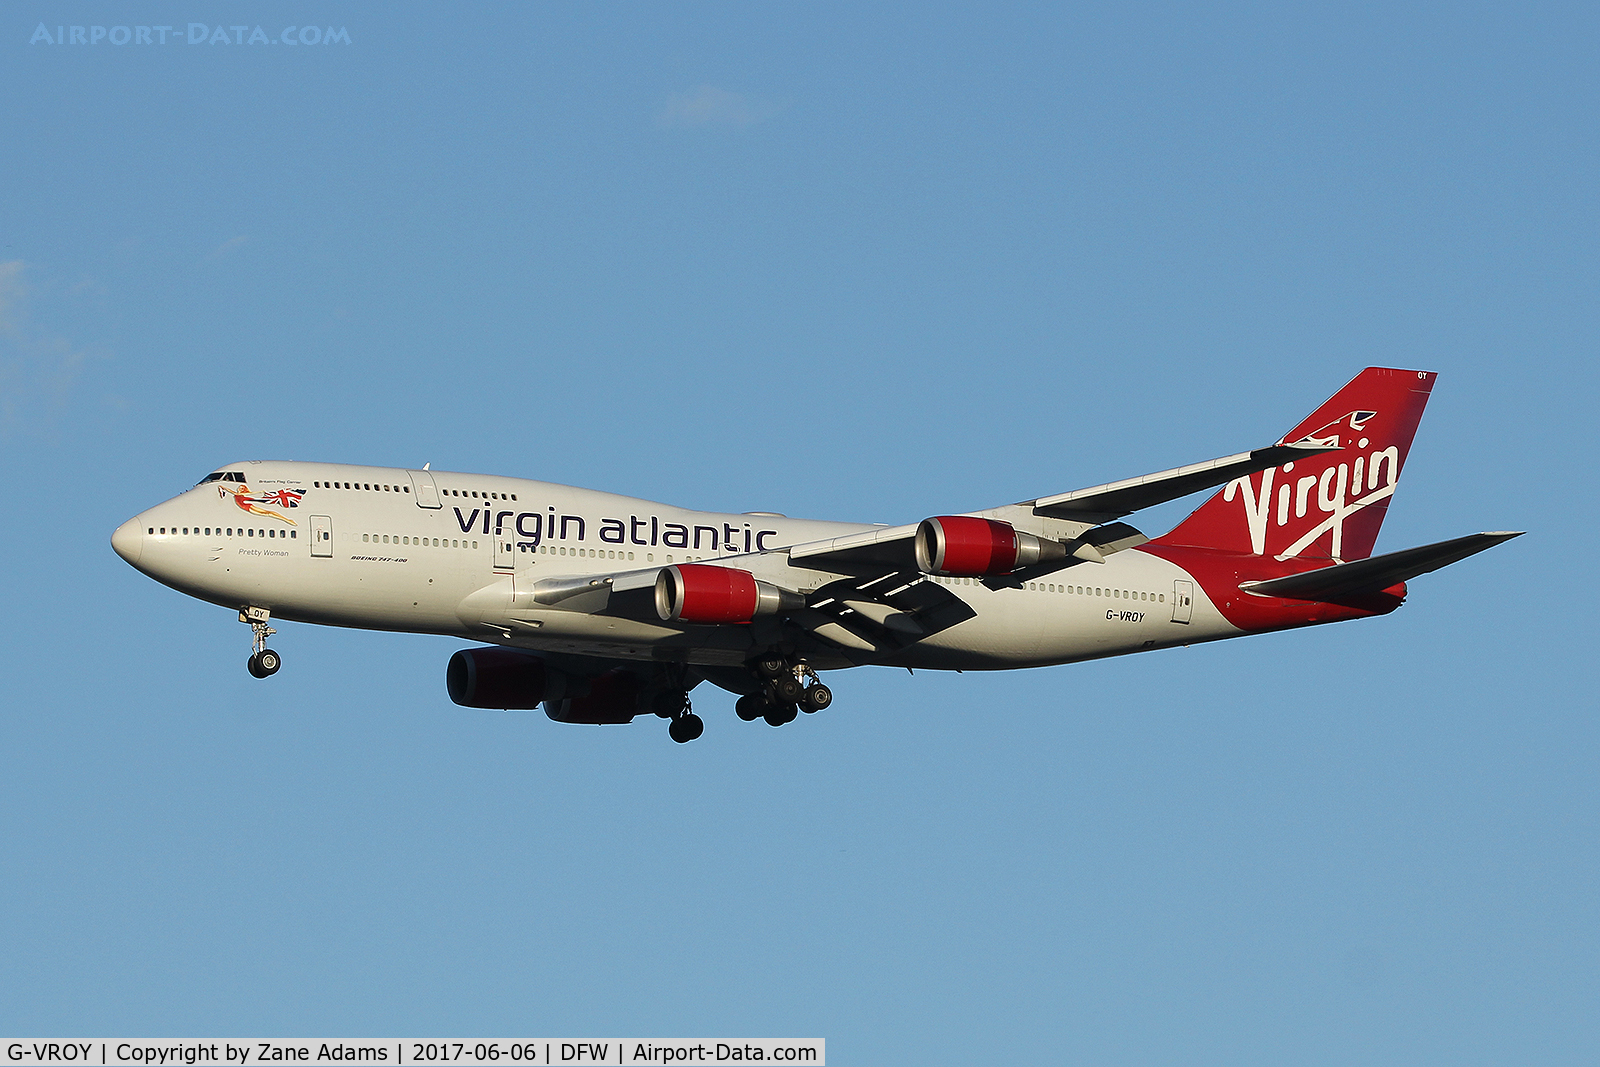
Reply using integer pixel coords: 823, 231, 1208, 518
260, 488, 305, 508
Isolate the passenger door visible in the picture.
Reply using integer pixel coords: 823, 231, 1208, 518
494, 517, 514, 572
1171, 579, 1193, 623
408, 469, 441, 509
310, 515, 334, 558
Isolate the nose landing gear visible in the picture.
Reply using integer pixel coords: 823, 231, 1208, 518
652, 673, 705, 743
241, 606, 281, 678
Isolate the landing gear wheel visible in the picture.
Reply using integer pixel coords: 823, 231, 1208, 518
668, 713, 704, 743
756, 653, 788, 679
736, 694, 766, 721
802, 683, 831, 712
247, 649, 281, 678
764, 704, 798, 727
775, 676, 804, 703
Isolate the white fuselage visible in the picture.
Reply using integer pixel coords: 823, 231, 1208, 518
112, 461, 1241, 673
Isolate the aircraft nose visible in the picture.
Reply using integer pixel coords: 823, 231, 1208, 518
111, 517, 145, 567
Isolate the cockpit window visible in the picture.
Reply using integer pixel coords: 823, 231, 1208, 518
198, 471, 246, 486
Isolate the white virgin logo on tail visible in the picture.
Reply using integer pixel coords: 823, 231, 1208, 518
1222, 410, 1398, 560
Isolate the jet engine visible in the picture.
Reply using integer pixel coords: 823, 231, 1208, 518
654, 563, 804, 624
446, 646, 573, 710
544, 668, 643, 725
914, 516, 1067, 576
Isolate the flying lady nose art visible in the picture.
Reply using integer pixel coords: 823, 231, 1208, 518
219, 482, 305, 525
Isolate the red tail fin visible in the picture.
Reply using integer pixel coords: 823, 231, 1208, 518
1153, 368, 1436, 561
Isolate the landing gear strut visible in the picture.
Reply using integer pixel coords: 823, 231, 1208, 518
653, 670, 704, 743
241, 606, 281, 678
745, 653, 832, 726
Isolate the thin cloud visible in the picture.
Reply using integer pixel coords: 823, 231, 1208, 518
209, 235, 249, 259
657, 86, 777, 130
0, 260, 97, 433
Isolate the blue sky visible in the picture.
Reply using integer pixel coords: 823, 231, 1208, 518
2, 3, 1595, 1062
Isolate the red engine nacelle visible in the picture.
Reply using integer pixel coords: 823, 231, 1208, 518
914, 516, 1067, 576
446, 646, 572, 709
654, 563, 803, 624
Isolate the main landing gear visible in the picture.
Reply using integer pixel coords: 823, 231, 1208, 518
653, 687, 704, 744
241, 606, 281, 679
738, 654, 832, 727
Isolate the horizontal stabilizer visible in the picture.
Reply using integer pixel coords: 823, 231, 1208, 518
1239, 532, 1523, 601
1031, 442, 1337, 523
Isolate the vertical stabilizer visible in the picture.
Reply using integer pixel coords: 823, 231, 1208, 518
1152, 368, 1435, 561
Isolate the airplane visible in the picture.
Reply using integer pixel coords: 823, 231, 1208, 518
111, 367, 1519, 742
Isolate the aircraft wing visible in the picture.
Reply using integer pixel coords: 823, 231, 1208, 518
495, 441, 1353, 651
1027, 441, 1336, 523
786, 522, 922, 571
786, 441, 1335, 572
